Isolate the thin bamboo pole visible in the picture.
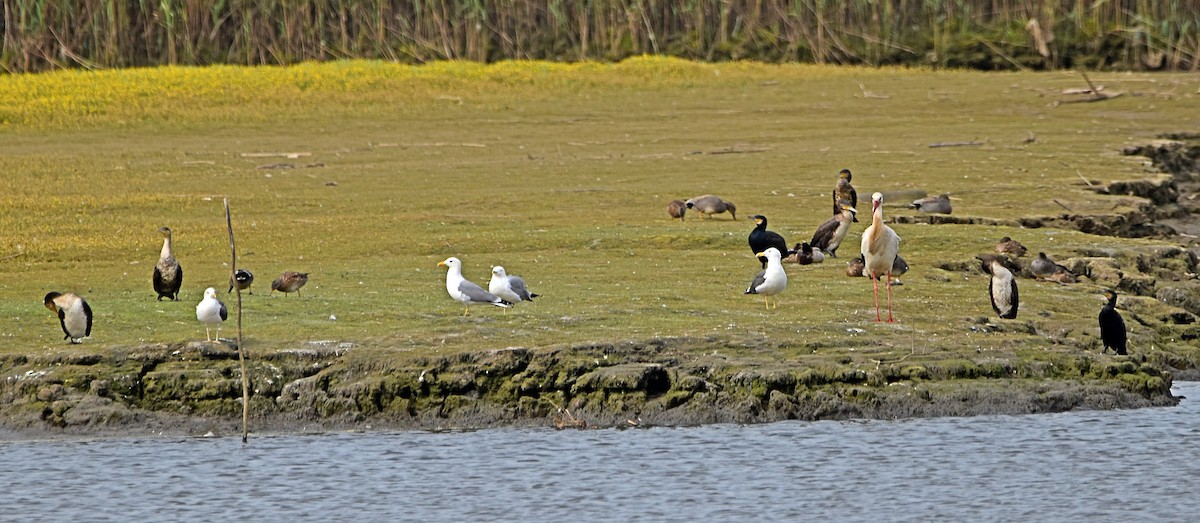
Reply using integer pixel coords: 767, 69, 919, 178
224, 198, 250, 444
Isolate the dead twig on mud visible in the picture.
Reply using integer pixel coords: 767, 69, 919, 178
1053, 199, 1074, 212
1078, 70, 1104, 100
241, 152, 311, 158
225, 198, 250, 444
928, 141, 984, 148
548, 400, 587, 429
689, 146, 769, 155
856, 80, 891, 99
871, 348, 917, 369
1055, 71, 1123, 105
1076, 171, 1095, 188
977, 37, 1029, 72
375, 142, 486, 148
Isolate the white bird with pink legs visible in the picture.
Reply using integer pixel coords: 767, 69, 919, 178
860, 192, 901, 322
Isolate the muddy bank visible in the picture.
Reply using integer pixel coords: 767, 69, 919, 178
4, 136, 1199, 440
0, 334, 1184, 439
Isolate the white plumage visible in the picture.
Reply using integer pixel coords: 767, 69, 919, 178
195, 287, 228, 342
489, 266, 539, 306
861, 192, 901, 322
979, 255, 1019, 319
43, 292, 93, 344
439, 257, 511, 316
743, 247, 788, 309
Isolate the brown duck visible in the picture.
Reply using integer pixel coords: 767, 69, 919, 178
667, 200, 687, 222
271, 272, 309, 296
995, 237, 1027, 258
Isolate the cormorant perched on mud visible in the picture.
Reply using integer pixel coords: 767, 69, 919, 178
153, 226, 183, 301
748, 215, 791, 269
810, 202, 857, 257
1099, 290, 1128, 355
832, 168, 858, 221
43, 291, 92, 344
978, 255, 1018, 319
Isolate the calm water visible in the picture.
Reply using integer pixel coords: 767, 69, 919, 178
3, 382, 1199, 522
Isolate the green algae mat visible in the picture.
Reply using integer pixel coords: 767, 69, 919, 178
1, 58, 1197, 430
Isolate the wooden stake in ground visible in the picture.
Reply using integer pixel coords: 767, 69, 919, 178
225, 198, 250, 444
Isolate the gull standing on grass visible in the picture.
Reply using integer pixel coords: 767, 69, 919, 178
196, 287, 228, 342
489, 266, 540, 307
744, 247, 787, 310
439, 257, 511, 316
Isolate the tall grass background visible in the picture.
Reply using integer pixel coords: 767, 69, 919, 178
2, 0, 1197, 73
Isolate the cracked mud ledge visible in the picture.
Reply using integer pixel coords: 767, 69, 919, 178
0, 334, 1188, 440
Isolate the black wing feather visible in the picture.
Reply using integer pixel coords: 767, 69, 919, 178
83, 300, 93, 337
57, 308, 70, 339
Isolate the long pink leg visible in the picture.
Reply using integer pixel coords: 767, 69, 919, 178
885, 271, 895, 323
872, 274, 882, 322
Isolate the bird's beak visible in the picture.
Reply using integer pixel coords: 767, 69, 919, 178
755, 251, 767, 257
437, 261, 447, 267
44, 303, 57, 313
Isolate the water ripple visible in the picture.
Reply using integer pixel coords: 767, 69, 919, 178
2, 383, 1200, 521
